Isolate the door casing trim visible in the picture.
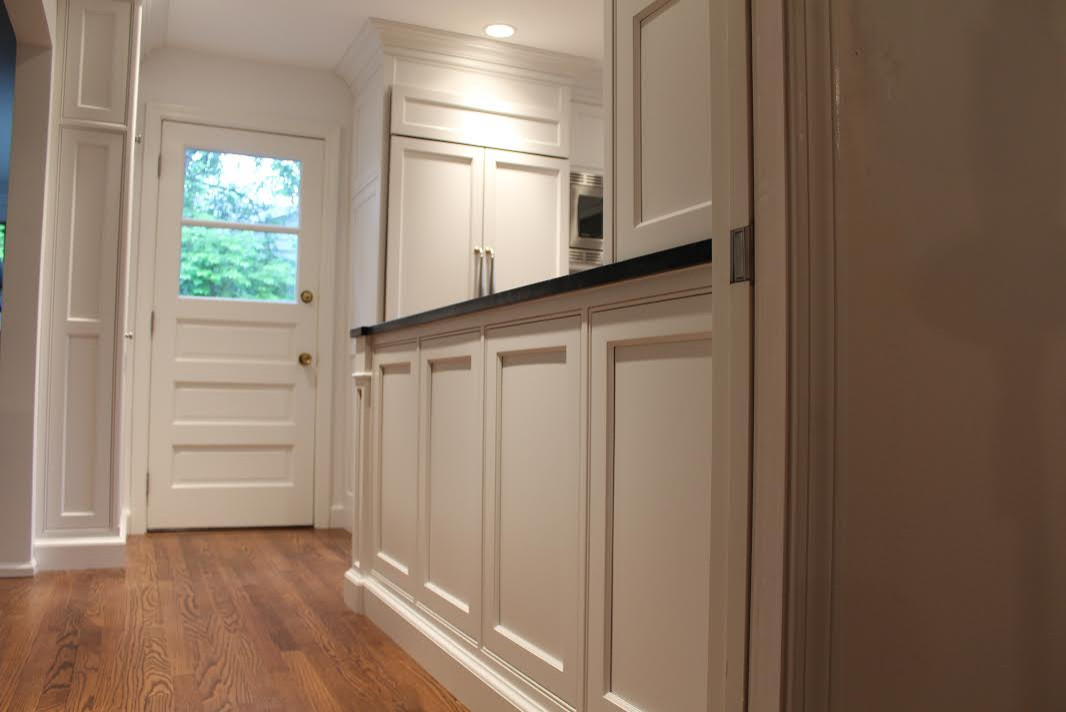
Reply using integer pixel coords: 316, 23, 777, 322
127, 102, 343, 534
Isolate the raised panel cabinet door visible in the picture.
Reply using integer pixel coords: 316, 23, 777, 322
62, 0, 132, 124
372, 341, 420, 595
385, 136, 484, 319
483, 316, 583, 704
612, 0, 713, 259
416, 331, 484, 641
483, 149, 569, 294
43, 127, 125, 532
588, 294, 716, 712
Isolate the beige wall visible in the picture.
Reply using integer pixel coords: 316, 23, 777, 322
0, 0, 54, 572
807, 1, 1066, 710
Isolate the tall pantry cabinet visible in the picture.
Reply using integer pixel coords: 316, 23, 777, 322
36, 0, 141, 566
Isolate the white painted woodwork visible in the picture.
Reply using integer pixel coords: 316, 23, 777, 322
391, 83, 571, 159
571, 101, 605, 173
146, 122, 325, 530
613, 0, 714, 259
417, 331, 483, 641
385, 136, 484, 320
372, 341, 420, 594
43, 127, 125, 532
483, 316, 583, 704
482, 149, 569, 294
588, 293, 715, 712
62, 0, 132, 124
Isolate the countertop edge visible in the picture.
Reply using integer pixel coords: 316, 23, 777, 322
350, 238, 712, 338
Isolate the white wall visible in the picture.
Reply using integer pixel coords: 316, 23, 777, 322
133, 47, 355, 530
0, 0, 55, 574
801, 1, 1066, 710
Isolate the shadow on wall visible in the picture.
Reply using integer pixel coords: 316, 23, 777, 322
832, 0, 1066, 711
916, 2, 1066, 708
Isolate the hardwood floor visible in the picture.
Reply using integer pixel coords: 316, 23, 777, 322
0, 529, 468, 712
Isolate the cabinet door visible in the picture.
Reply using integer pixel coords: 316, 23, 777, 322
63, 0, 132, 124
483, 149, 569, 294
417, 331, 483, 641
483, 316, 583, 705
371, 341, 420, 595
44, 128, 125, 531
588, 294, 715, 712
385, 136, 483, 319
612, 0, 713, 259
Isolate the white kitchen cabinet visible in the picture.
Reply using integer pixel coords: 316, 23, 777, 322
571, 101, 605, 173
371, 340, 420, 594
587, 293, 715, 712
482, 316, 583, 705
43, 127, 125, 532
483, 149, 569, 295
416, 331, 484, 641
385, 136, 484, 320
611, 0, 714, 259
386, 137, 569, 319
62, 0, 133, 124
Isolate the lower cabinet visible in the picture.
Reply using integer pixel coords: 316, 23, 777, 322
587, 294, 715, 712
372, 341, 420, 593
361, 272, 721, 712
417, 331, 485, 641
482, 316, 583, 705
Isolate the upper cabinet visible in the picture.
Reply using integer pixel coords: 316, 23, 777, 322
62, 0, 133, 124
384, 136, 570, 320
392, 84, 571, 159
483, 149, 569, 294
611, 0, 714, 260
386, 136, 484, 320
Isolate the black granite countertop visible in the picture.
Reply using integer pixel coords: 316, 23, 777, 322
350, 238, 712, 337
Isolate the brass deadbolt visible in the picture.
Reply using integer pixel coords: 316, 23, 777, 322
298, 352, 313, 366
300, 290, 314, 304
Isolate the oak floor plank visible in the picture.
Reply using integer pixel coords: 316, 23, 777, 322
0, 529, 467, 712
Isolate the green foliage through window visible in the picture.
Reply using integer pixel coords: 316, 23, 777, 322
178, 149, 301, 302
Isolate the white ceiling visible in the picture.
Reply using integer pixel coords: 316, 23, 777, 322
142, 0, 604, 71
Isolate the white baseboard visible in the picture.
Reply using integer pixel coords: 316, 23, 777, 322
0, 560, 37, 578
330, 503, 354, 532
343, 568, 569, 712
34, 511, 129, 572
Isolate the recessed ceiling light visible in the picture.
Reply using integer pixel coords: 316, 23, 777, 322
484, 23, 516, 39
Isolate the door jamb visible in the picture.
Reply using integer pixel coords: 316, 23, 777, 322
127, 102, 343, 534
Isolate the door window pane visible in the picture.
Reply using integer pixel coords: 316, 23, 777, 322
182, 149, 302, 227
179, 226, 297, 302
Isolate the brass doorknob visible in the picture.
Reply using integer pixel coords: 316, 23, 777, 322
300, 290, 314, 304
298, 352, 313, 366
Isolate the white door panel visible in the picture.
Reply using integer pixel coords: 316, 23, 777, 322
483, 149, 569, 293
147, 121, 324, 530
385, 136, 484, 319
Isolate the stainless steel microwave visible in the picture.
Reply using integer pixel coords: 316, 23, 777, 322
570, 172, 604, 251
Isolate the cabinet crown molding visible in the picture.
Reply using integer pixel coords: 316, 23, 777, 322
335, 17, 602, 103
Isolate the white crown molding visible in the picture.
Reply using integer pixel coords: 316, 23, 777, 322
336, 18, 603, 104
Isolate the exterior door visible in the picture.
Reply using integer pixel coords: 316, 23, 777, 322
385, 136, 484, 319
483, 148, 569, 293
147, 121, 325, 529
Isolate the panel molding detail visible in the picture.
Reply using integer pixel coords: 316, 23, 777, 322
417, 331, 484, 641
613, 0, 714, 259
483, 316, 583, 705
62, 0, 132, 124
372, 342, 420, 593
588, 293, 715, 712
43, 127, 125, 533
